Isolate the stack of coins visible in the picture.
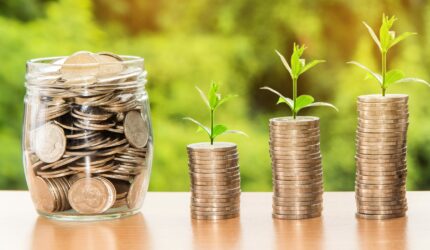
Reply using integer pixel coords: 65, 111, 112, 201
269, 117, 323, 220
187, 142, 241, 220
24, 51, 151, 215
355, 94, 408, 220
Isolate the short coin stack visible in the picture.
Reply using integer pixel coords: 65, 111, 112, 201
24, 51, 151, 215
187, 142, 240, 220
269, 117, 323, 220
355, 94, 408, 220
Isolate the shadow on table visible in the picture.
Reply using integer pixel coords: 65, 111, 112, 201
191, 216, 242, 250
273, 216, 324, 250
357, 216, 408, 250
31, 212, 151, 250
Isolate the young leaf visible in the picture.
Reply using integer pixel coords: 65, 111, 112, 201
390, 77, 430, 87
208, 82, 219, 109
300, 60, 325, 75
347, 61, 383, 85
212, 124, 228, 139
195, 86, 210, 109
362, 21, 382, 51
385, 69, 405, 86
224, 130, 248, 137
390, 32, 416, 49
275, 50, 292, 77
379, 14, 397, 52
260, 86, 293, 112
291, 43, 306, 78
295, 95, 314, 113
277, 97, 294, 111
183, 117, 211, 137
216, 94, 237, 110
302, 102, 339, 112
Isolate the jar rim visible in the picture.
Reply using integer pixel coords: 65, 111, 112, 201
27, 55, 144, 67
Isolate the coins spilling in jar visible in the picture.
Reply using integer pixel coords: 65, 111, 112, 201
24, 51, 151, 215
269, 117, 323, 220
355, 94, 408, 220
187, 142, 241, 220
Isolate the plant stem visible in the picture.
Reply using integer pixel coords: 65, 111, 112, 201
381, 51, 387, 96
210, 109, 214, 145
292, 77, 297, 119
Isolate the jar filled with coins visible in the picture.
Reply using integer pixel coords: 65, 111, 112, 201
23, 51, 153, 220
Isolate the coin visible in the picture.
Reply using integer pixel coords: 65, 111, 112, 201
61, 51, 100, 77
33, 123, 66, 163
68, 177, 116, 214
127, 171, 147, 209
31, 176, 57, 213
124, 110, 149, 148
273, 211, 321, 220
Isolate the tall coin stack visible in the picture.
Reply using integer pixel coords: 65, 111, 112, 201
187, 142, 241, 220
269, 117, 323, 220
355, 94, 408, 220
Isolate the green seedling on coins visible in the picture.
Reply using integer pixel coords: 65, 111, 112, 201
262, 43, 338, 119
348, 14, 430, 96
184, 83, 246, 145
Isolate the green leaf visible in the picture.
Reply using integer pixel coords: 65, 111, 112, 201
362, 21, 382, 51
347, 61, 382, 86
216, 94, 237, 110
208, 82, 219, 109
302, 102, 339, 112
301, 59, 325, 75
389, 32, 416, 49
291, 43, 306, 78
275, 50, 292, 77
212, 124, 228, 139
385, 69, 405, 86
183, 117, 211, 138
224, 130, 248, 137
195, 86, 210, 109
260, 86, 293, 112
295, 95, 314, 113
391, 77, 430, 88
277, 97, 294, 111
379, 14, 397, 52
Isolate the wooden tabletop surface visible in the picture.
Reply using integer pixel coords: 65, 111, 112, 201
0, 191, 429, 250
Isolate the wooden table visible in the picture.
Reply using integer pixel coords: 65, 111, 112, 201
0, 191, 429, 250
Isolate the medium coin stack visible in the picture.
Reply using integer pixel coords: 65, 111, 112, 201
24, 51, 151, 215
355, 94, 408, 219
269, 117, 323, 220
187, 142, 241, 220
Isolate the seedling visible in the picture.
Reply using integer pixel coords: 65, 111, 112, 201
262, 43, 337, 119
348, 14, 429, 96
184, 83, 246, 145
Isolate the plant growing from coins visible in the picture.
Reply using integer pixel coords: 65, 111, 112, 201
184, 83, 246, 145
262, 43, 338, 119
348, 14, 430, 96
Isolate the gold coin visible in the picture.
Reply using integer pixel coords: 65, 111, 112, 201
31, 176, 57, 213
33, 123, 66, 163
272, 211, 321, 220
124, 110, 149, 148
127, 171, 147, 209
187, 142, 237, 152
61, 51, 100, 77
357, 94, 408, 103
269, 116, 319, 126
68, 177, 116, 214
355, 212, 405, 220
95, 52, 124, 77
191, 213, 238, 220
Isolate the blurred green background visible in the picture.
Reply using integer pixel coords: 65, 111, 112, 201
1, 0, 429, 191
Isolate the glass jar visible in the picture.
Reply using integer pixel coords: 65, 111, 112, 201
23, 52, 153, 221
